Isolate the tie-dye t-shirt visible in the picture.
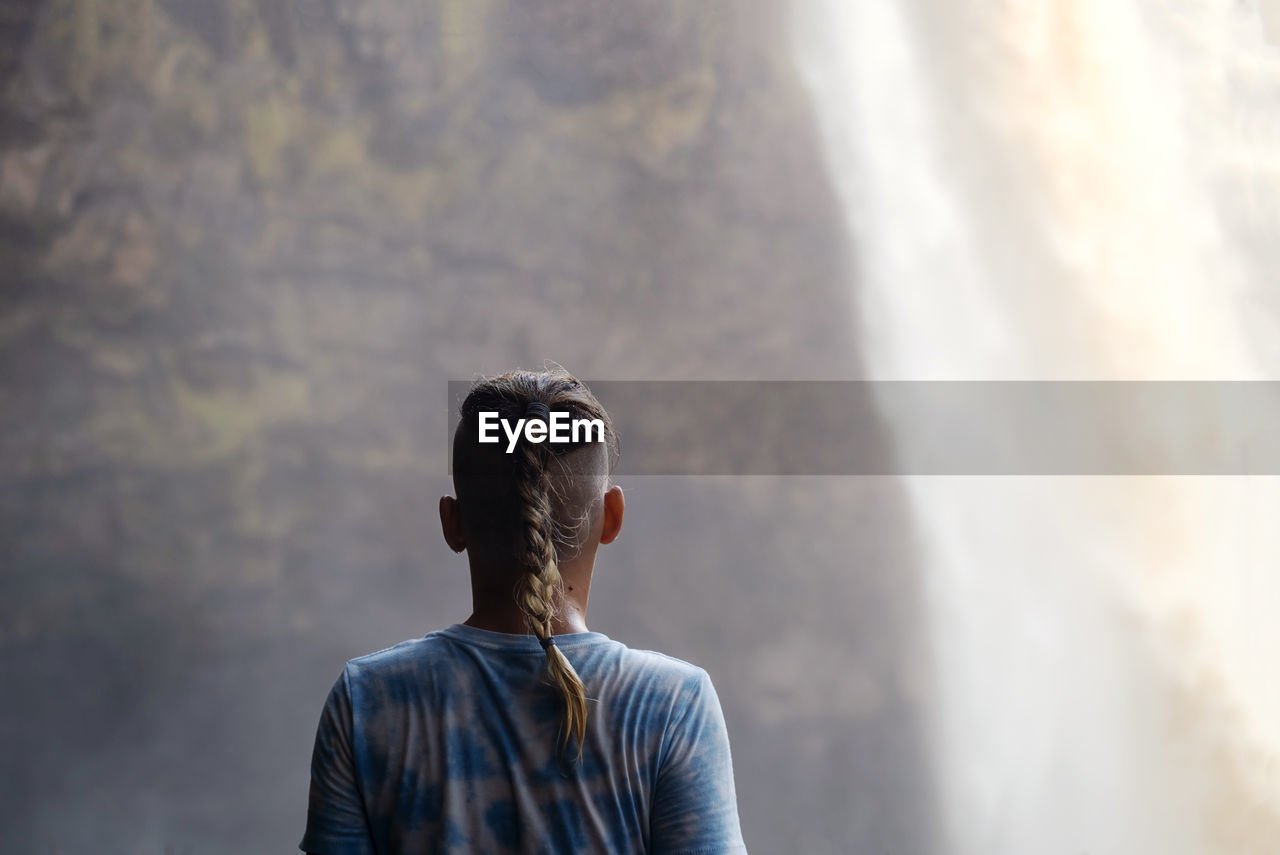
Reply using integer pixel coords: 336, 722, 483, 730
300, 623, 748, 855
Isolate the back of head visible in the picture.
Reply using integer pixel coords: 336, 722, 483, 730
451, 367, 619, 757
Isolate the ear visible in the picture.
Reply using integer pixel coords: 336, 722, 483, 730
599, 484, 625, 545
439, 495, 466, 553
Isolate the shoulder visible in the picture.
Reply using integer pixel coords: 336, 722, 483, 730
615, 645, 709, 683
346, 635, 443, 666
339, 633, 464, 686
590, 641, 717, 711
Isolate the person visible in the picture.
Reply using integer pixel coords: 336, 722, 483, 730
300, 368, 748, 854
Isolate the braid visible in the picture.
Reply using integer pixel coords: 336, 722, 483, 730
512, 438, 589, 759
454, 367, 619, 761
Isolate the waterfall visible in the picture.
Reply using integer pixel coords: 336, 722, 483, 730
791, 1, 1280, 852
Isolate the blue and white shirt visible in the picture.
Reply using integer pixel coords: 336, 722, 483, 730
301, 624, 748, 855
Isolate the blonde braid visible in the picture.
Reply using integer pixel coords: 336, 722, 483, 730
513, 436, 589, 759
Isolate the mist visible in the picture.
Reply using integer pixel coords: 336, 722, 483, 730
795, 0, 1280, 851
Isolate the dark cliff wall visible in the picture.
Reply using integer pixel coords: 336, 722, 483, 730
0, 2, 935, 852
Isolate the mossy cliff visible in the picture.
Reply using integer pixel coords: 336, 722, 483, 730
0, 3, 932, 853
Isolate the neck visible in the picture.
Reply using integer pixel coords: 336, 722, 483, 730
464, 557, 594, 637
463, 602, 589, 636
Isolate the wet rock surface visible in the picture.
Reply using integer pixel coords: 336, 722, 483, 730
0, 2, 934, 852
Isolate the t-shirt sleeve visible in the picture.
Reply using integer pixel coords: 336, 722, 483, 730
299, 666, 376, 855
650, 668, 749, 855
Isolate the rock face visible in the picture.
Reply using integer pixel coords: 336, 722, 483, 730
0, 2, 935, 853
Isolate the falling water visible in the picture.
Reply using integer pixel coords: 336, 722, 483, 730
792, 1, 1280, 853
